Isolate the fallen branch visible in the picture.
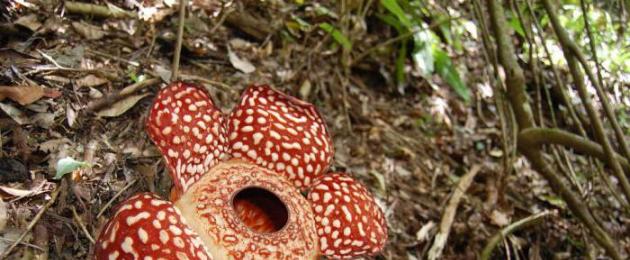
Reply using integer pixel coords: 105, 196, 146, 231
480, 210, 555, 260
71, 206, 95, 244
86, 78, 160, 113
96, 179, 138, 219
64, 1, 135, 19
428, 164, 481, 260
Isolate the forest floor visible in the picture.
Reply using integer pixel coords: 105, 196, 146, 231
0, 1, 628, 259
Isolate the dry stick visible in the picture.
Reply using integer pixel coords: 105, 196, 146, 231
64, 1, 135, 18
86, 77, 160, 113
171, 0, 187, 81
71, 206, 95, 244
96, 179, 138, 219
542, 0, 630, 204
485, 0, 622, 259
87, 50, 140, 67
579, 0, 630, 163
0, 185, 62, 259
427, 165, 481, 260
480, 210, 555, 260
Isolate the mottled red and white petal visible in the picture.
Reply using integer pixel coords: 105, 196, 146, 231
226, 85, 333, 190
94, 193, 212, 260
307, 173, 388, 259
146, 82, 227, 195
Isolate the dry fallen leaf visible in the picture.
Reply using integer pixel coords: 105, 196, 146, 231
0, 179, 55, 199
0, 85, 44, 105
76, 74, 108, 88
0, 85, 61, 106
228, 47, 256, 73
0, 199, 6, 232
0, 102, 29, 125
72, 21, 106, 40
14, 14, 42, 31
96, 93, 150, 117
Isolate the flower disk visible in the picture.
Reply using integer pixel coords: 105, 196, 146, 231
175, 159, 319, 259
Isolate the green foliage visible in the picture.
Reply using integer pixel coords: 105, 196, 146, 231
533, 2, 630, 74
54, 157, 91, 180
318, 22, 352, 50
434, 48, 470, 101
379, 0, 470, 101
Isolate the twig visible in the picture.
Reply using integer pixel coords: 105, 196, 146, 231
428, 165, 482, 260
71, 206, 95, 244
87, 49, 140, 67
480, 210, 555, 260
0, 185, 62, 259
171, 0, 188, 81
97, 179, 138, 218
178, 74, 235, 94
86, 78, 160, 113
37, 50, 67, 69
0, 237, 44, 251
64, 1, 135, 18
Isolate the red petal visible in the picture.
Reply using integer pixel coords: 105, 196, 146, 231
307, 173, 388, 259
146, 82, 227, 194
226, 85, 333, 190
94, 193, 213, 260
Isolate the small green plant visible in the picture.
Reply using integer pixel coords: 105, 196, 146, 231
378, 0, 470, 101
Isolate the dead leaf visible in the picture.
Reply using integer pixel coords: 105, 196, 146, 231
0, 102, 29, 125
228, 47, 255, 73
76, 74, 108, 88
15, 14, 41, 31
31, 112, 55, 129
89, 87, 104, 99
66, 104, 77, 127
0, 179, 55, 199
72, 21, 106, 40
96, 93, 150, 117
490, 210, 510, 226
39, 138, 72, 153
0, 85, 44, 105
154, 65, 172, 82
0, 200, 6, 232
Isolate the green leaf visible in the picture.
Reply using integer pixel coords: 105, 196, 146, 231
54, 157, 91, 180
318, 23, 352, 50
433, 48, 470, 102
380, 0, 413, 29
395, 38, 408, 91
508, 15, 525, 37
376, 13, 404, 33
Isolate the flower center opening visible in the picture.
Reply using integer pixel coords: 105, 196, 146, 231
232, 187, 289, 233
